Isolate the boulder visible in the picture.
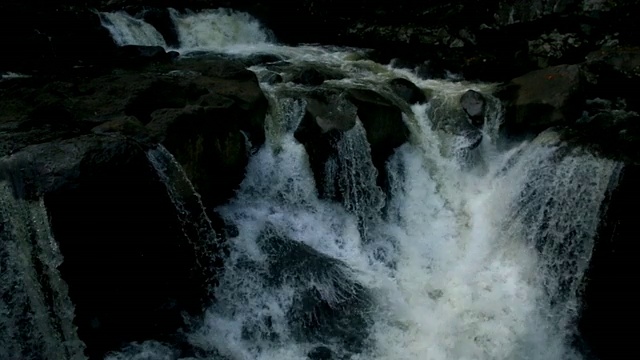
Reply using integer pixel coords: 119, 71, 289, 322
389, 78, 427, 104
147, 105, 257, 209
499, 64, 584, 137
460, 89, 486, 127
0, 134, 220, 359
304, 91, 358, 132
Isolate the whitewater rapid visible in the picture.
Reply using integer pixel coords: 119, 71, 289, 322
97, 9, 620, 360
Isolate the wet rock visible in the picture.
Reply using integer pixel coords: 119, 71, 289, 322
147, 105, 258, 209
305, 91, 358, 132
499, 64, 584, 137
0, 134, 220, 359
91, 115, 148, 138
347, 88, 410, 193
460, 89, 486, 127
258, 224, 371, 354
259, 71, 283, 84
389, 78, 427, 104
580, 163, 639, 360
125, 79, 208, 123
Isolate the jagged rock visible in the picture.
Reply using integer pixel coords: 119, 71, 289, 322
389, 78, 427, 104
460, 89, 486, 127
499, 64, 584, 136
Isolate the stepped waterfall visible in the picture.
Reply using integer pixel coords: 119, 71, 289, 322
1, 8, 621, 360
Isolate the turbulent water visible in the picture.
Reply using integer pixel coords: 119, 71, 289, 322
0, 8, 621, 360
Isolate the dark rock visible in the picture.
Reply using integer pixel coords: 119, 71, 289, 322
125, 79, 207, 123
91, 116, 149, 138
43, 139, 215, 359
259, 71, 283, 84
285, 66, 345, 86
499, 64, 584, 137
580, 163, 639, 360
0, 134, 220, 359
308, 346, 333, 360
460, 90, 486, 127
305, 91, 358, 132
348, 88, 410, 193
147, 105, 256, 209
389, 78, 427, 104
116, 45, 175, 67
582, 46, 640, 113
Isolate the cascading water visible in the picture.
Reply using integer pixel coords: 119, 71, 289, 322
99, 12, 167, 47
0, 180, 86, 360
1, 9, 622, 360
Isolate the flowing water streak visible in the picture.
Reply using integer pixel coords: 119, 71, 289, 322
0, 181, 86, 360
146, 145, 222, 274
99, 11, 167, 47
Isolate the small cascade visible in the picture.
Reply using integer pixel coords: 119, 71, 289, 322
0, 181, 86, 360
323, 121, 386, 241
499, 136, 622, 343
146, 145, 223, 285
100, 11, 167, 47
169, 8, 273, 53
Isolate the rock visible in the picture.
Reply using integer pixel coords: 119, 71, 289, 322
0, 134, 220, 359
91, 116, 149, 138
304, 91, 358, 132
389, 78, 427, 104
582, 46, 640, 112
499, 64, 584, 137
350, 90, 410, 193
460, 89, 486, 127
580, 163, 639, 360
115, 45, 176, 67
147, 105, 257, 209
259, 71, 283, 84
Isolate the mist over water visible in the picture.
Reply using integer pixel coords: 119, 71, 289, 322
17, 9, 621, 360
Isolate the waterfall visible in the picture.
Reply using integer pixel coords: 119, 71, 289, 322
99, 11, 167, 47
5, 8, 622, 360
0, 181, 86, 360
99, 8, 273, 53
169, 8, 273, 53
